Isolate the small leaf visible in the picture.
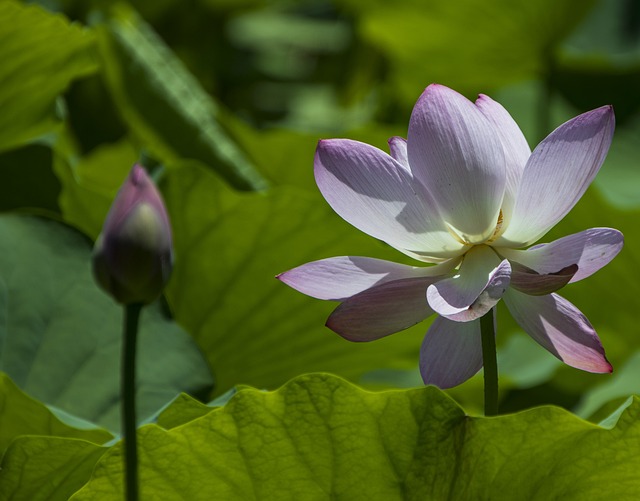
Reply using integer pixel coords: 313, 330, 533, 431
155, 394, 213, 430
0, 436, 105, 501
0, 372, 111, 453
155, 387, 239, 429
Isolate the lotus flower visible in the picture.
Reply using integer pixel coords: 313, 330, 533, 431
93, 164, 173, 305
278, 84, 623, 389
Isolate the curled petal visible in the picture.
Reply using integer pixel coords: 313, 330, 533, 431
326, 277, 441, 342
388, 136, 409, 169
407, 84, 506, 243
510, 263, 578, 296
498, 106, 615, 246
315, 139, 465, 259
503, 289, 612, 373
277, 256, 457, 301
498, 228, 623, 283
420, 317, 483, 389
427, 246, 511, 322
475, 94, 531, 228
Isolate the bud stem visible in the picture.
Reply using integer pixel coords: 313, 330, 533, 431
480, 308, 499, 416
122, 302, 143, 501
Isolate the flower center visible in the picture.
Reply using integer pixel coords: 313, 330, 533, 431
446, 209, 505, 246
486, 209, 504, 244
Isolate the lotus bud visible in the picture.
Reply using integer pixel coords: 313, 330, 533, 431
92, 164, 173, 305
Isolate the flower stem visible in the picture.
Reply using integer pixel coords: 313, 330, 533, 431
480, 308, 498, 416
122, 302, 143, 501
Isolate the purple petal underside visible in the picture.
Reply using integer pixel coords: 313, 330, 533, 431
503, 289, 612, 373
277, 256, 456, 301
326, 276, 442, 341
498, 227, 623, 283
420, 316, 484, 389
509, 262, 578, 296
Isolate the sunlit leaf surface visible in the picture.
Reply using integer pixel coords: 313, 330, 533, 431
71, 374, 640, 499
0, 373, 111, 452
0, 436, 106, 501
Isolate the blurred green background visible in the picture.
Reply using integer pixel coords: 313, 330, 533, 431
1, 0, 640, 431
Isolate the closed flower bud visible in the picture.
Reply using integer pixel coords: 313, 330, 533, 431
92, 164, 173, 305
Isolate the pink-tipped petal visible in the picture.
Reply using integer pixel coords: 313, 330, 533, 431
427, 246, 511, 322
498, 106, 615, 246
509, 263, 577, 296
498, 228, 623, 283
407, 84, 506, 243
388, 136, 409, 169
326, 277, 441, 342
420, 317, 483, 389
503, 289, 612, 373
277, 256, 457, 301
315, 139, 465, 259
475, 94, 531, 227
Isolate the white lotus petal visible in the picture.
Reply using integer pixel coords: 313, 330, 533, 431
498, 106, 615, 246
427, 246, 511, 322
475, 94, 531, 228
504, 289, 612, 373
277, 256, 458, 301
315, 138, 466, 259
407, 84, 506, 243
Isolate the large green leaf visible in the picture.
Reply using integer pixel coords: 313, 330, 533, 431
0, 0, 98, 153
161, 163, 430, 396
96, 3, 268, 191
70, 373, 640, 499
0, 372, 111, 453
336, 0, 595, 104
0, 215, 213, 432
0, 436, 105, 501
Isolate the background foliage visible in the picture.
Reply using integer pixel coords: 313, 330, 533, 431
1, 0, 639, 498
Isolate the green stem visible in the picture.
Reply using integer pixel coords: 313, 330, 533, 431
122, 303, 143, 501
480, 309, 498, 417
